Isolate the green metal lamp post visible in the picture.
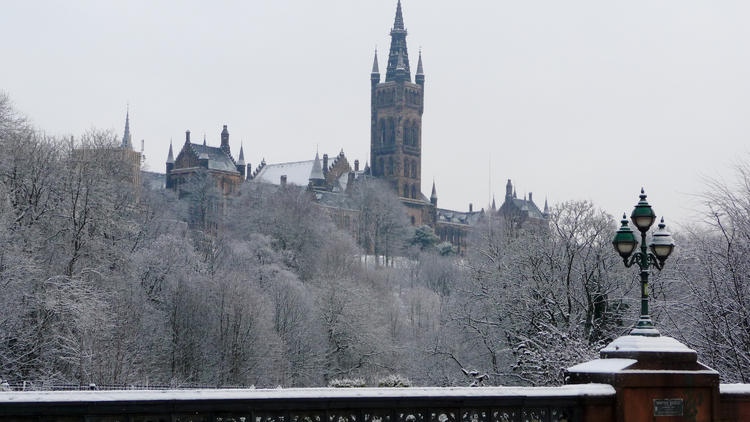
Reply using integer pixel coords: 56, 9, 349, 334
612, 188, 676, 337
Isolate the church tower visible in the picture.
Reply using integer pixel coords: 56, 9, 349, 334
370, 0, 424, 201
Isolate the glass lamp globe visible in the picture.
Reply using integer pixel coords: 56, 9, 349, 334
630, 188, 657, 232
613, 214, 638, 259
649, 218, 675, 261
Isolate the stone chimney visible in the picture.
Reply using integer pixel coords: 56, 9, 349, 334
469, 203, 473, 213
280, 175, 287, 187
322, 154, 329, 176
354, 160, 360, 172
529, 192, 533, 203
347, 171, 355, 192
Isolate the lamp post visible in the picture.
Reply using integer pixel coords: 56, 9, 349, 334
612, 188, 675, 337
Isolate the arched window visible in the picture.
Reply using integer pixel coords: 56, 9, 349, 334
404, 121, 411, 146
411, 185, 417, 199
378, 119, 386, 146
404, 160, 409, 177
388, 156, 393, 175
411, 160, 417, 178
389, 118, 396, 145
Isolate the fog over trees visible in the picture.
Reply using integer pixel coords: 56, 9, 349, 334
1, 93, 749, 387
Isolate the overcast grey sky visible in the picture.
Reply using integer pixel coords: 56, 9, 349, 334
2, 0, 749, 225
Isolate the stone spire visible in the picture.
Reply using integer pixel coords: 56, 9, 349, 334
371, 49, 381, 87
237, 143, 245, 166
309, 151, 325, 181
386, 0, 411, 82
492, 195, 497, 211
415, 49, 424, 85
121, 106, 132, 149
430, 180, 438, 206
166, 140, 174, 164
393, 0, 405, 30
544, 198, 549, 214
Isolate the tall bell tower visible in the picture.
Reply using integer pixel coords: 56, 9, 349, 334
370, 0, 425, 201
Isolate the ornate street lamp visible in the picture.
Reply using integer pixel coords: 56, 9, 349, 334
612, 188, 675, 337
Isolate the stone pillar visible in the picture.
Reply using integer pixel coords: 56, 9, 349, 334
566, 335, 720, 422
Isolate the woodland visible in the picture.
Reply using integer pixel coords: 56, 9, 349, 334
1, 93, 749, 388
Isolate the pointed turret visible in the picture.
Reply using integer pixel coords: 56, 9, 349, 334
430, 180, 438, 206
386, 0, 411, 82
371, 48, 381, 89
236, 143, 246, 178
543, 198, 550, 218
202, 134, 207, 146
415, 49, 425, 86
166, 141, 174, 164
121, 106, 132, 149
237, 144, 245, 166
492, 195, 497, 211
165, 140, 175, 189
309, 152, 325, 184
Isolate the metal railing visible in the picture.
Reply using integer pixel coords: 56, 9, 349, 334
0, 385, 614, 422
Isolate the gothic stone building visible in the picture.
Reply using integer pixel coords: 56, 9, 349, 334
161, 1, 547, 252
369, 0, 434, 228
166, 126, 247, 196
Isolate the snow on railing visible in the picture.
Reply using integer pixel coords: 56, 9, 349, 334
0, 385, 615, 422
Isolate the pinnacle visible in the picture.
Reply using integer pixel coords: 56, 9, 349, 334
121, 105, 132, 149
238, 144, 245, 165
393, 0, 405, 31
372, 49, 380, 74
166, 140, 174, 164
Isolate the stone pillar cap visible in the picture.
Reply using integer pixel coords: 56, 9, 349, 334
600, 335, 697, 362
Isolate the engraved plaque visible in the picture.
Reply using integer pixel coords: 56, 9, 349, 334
654, 398, 684, 416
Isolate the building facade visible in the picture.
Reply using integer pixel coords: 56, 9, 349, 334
166, 126, 247, 196
158, 1, 547, 251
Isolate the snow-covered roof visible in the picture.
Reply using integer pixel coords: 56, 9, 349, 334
188, 143, 238, 173
0, 385, 616, 403
437, 209, 483, 226
601, 336, 695, 354
254, 159, 316, 186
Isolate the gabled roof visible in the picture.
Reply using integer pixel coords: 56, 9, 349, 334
254, 159, 316, 186
188, 143, 238, 173
501, 197, 545, 220
437, 209, 484, 226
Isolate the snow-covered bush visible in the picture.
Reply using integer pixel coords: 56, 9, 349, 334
377, 374, 411, 387
328, 378, 366, 388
